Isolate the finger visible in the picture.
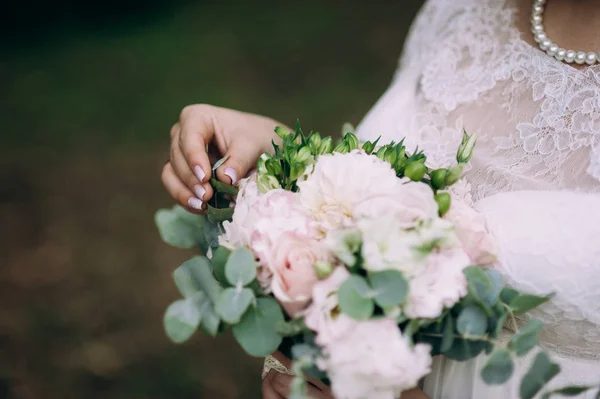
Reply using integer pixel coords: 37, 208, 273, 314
262, 370, 285, 399
271, 373, 294, 397
171, 140, 214, 202
179, 104, 215, 184
215, 141, 263, 185
161, 162, 205, 213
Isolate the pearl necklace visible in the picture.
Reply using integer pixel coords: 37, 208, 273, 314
531, 0, 599, 65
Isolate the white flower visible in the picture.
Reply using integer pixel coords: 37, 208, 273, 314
404, 249, 471, 319
320, 318, 432, 399
219, 175, 262, 249
297, 152, 412, 234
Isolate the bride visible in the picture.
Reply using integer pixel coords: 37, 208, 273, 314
161, 0, 600, 397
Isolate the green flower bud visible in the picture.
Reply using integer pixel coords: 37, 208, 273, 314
333, 140, 350, 154
313, 261, 334, 280
289, 162, 306, 181
274, 126, 292, 140
362, 141, 375, 155
404, 161, 427, 181
265, 158, 282, 176
344, 133, 359, 151
435, 192, 452, 216
308, 133, 322, 151
295, 146, 312, 164
430, 168, 448, 189
375, 146, 387, 160
257, 175, 281, 193
457, 130, 477, 164
317, 137, 334, 154
257, 153, 270, 175
444, 165, 463, 186
384, 146, 397, 165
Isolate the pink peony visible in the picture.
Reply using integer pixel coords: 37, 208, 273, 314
219, 175, 263, 249
267, 233, 332, 317
444, 195, 497, 265
404, 249, 471, 319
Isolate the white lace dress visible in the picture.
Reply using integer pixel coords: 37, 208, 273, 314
356, 0, 600, 397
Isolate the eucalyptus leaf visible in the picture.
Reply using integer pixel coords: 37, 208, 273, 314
209, 177, 239, 196
544, 386, 594, 398
207, 205, 235, 223
464, 266, 494, 311
276, 318, 309, 337
519, 352, 561, 399
155, 205, 207, 249
441, 316, 455, 353
202, 219, 221, 254
445, 338, 491, 361
500, 287, 519, 305
481, 350, 514, 384
484, 269, 504, 305
180, 256, 223, 303
232, 297, 284, 357
510, 294, 553, 316
164, 298, 202, 343
212, 246, 231, 286
225, 248, 257, 286
457, 305, 488, 337
509, 319, 543, 356
368, 270, 409, 307
338, 275, 375, 320
216, 287, 254, 324
191, 291, 220, 336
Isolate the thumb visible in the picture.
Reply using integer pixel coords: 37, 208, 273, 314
215, 141, 263, 185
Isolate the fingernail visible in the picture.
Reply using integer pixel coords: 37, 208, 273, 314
193, 184, 206, 200
194, 165, 206, 182
224, 168, 237, 184
188, 197, 203, 210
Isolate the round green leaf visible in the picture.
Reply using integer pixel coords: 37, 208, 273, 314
164, 298, 201, 343
338, 275, 375, 320
509, 319, 543, 356
368, 270, 409, 307
457, 305, 488, 337
212, 246, 232, 286
155, 206, 207, 249
216, 287, 254, 324
444, 337, 491, 361
481, 350, 514, 385
190, 291, 220, 336
519, 352, 561, 399
178, 256, 223, 303
500, 287, 519, 304
510, 294, 552, 316
232, 297, 284, 357
225, 248, 257, 286
440, 316, 455, 353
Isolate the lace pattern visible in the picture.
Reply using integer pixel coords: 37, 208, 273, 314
356, 0, 600, 361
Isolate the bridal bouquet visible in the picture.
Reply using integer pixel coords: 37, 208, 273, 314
156, 124, 569, 399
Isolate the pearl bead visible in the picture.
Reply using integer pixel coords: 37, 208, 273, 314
531, 24, 544, 34
585, 52, 598, 65
564, 50, 576, 63
575, 51, 587, 65
555, 48, 566, 61
546, 44, 559, 57
532, 4, 544, 14
534, 32, 547, 43
534, 0, 546, 4
531, 15, 543, 24
540, 39, 552, 51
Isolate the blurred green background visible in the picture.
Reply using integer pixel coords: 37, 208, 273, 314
0, 1, 423, 398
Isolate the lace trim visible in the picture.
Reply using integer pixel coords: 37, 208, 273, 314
262, 355, 294, 379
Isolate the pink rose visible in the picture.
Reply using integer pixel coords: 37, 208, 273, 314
444, 195, 497, 265
268, 233, 332, 317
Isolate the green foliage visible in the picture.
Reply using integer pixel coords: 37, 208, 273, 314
232, 297, 284, 357
276, 318, 309, 337
211, 246, 231, 286
368, 270, 408, 308
509, 319, 543, 356
207, 205, 234, 223
541, 386, 596, 398
208, 177, 239, 196
225, 248, 257, 286
510, 294, 553, 316
216, 287, 254, 324
481, 350, 514, 384
456, 305, 488, 337
155, 205, 208, 249
164, 298, 202, 343
338, 275, 374, 320
176, 256, 223, 303
520, 352, 561, 399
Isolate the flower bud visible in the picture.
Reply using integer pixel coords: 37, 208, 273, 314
289, 162, 306, 181
384, 146, 397, 165
295, 146, 312, 164
308, 133, 322, 151
457, 130, 477, 164
333, 140, 350, 154
375, 146, 387, 160
313, 261, 334, 280
257, 153, 270, 175
444, 165, 463, 186
344, 133, 359, 151
274, 126, 292, 140
435, 192, 452, 216
362, 140, 375, 155
404, 161, 427, 181
341, 122, 355, 135
430, 168, 448, 189
257, 175, 281, 193
317, 137, 334, 154
265, 158, 282, 176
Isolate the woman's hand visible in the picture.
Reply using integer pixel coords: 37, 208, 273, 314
161, 104, 283, 212
261, 370, 334, 399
